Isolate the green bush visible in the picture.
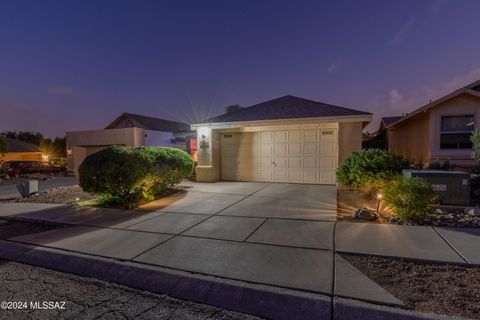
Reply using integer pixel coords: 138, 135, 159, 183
79, 146, 151, 203
384, 176, 435, 221
336, 149, 410, 191
136, 147, 193, 200
79, 146, 193, 205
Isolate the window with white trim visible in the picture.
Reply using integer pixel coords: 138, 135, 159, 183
440, 115, 474, 149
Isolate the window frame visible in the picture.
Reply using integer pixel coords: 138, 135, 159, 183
439, 113, 475, 150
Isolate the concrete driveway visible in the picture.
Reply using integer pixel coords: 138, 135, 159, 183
0, 181, 405, 307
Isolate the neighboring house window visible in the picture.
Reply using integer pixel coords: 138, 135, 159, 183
440, 115, 474, 149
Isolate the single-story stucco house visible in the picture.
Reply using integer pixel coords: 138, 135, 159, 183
377, 79, 480, 167
0, 137, 44, 162
191, 95, 372, 185
66, 113, 196, 175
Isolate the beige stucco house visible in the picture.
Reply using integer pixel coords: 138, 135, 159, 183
66, 113, 195, 175
382, 80, 480, 167
0, 137, 44, 162
191, 95, 372, 185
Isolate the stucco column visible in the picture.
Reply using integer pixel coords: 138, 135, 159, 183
195, 127, 221, 182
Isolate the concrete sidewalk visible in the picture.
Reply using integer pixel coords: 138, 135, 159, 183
0, 181, 478, 318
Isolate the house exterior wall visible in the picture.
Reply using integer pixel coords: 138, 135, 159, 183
428, 94, 480, 167
338, 122, 363, 165
387, 111, 430, 164
66, 127, 145, 175
388, 94, 480, 167
0, 152, 43, 162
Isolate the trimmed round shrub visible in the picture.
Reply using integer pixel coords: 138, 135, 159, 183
136, 146, 193, 199
384, 176, 436, 221
79, 146, 193, 204
79, 146, 151, 203
336, 149, 410, 191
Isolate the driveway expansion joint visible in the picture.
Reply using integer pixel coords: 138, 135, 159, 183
431, 226, 470, 264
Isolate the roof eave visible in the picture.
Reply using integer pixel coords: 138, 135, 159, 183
191, 114, 372, 130
385, 88, 480, 129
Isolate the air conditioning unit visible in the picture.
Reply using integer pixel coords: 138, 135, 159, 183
402, 170, 470, 206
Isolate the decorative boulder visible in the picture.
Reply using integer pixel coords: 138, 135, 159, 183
352, 208, 377, 221
467, 208, 480, 217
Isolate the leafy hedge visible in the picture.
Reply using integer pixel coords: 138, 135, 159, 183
336, 149, 410, 191
79, 146, 193, 204
384, 176, 436, 221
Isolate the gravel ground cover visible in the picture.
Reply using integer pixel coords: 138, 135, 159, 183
2, 185, 98, 204
338, 189, 480, 227
342, 254, 480, 319
0, 260, 261, 320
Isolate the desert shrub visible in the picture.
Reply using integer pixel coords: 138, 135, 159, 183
336, 149, 410, 191
384, 176, 436, 221
427, 160, 455, 171
79, 146, 193, 204
136, 147, 193, 200
79, 146, 151, 204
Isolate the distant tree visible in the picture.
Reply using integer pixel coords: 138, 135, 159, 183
3, 131, 44, 145
225, 104, 243, 113
0, 136, 8, 155
52, 137, 67, 157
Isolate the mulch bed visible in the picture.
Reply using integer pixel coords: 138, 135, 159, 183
342, 254, 480, 319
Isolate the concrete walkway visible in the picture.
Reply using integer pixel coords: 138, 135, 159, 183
1, 181, 479, 313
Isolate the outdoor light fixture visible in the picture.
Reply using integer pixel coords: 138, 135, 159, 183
198, 127, 210, 149
376, 193, 383, 213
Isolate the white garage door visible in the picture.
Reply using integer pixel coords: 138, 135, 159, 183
221, 128, 337, 184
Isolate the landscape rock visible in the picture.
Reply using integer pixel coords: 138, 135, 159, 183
352, 208, 377, 221
467, 208, 480, 217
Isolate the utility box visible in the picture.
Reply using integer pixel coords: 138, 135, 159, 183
402, 170, 470, 206
16, 180, 39, 198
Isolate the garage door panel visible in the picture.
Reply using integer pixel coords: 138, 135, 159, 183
288, 171, 302, 183
319, 143, 336, 155
304, 130, 318, 142
274, 143, 287, 155
274, 131, 287, 143
288, 131, 303, 142
221, 128, 337, 185
303, 170, 317, 183
273, 170, 287, 182
288, 157, 302, 169
303, 157, 317, 169
304, 143, 317, 154
288, 144, 302, 155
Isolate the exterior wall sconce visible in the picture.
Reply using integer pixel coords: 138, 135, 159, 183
198, 127, 210, 149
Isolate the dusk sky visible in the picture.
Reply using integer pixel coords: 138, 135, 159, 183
1, 0, 480, 137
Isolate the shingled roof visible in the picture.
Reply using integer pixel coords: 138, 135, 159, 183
198, 95, 371, 124
106, 113, 191, 132
3, 138, 40, 153
381, 116, 403, 127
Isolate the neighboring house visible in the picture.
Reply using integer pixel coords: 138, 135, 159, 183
0, 137, 44, 162
364, 116, 403, 149
382, 79, 480, 167
191, 95, 372, 185
66, 113, 196, 175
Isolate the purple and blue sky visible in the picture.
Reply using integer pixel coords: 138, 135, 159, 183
1, 0, 480, 137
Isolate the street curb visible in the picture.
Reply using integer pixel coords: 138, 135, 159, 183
334, 297, 468, 320
0, 240, 469, 320
0, 240, 331, 320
